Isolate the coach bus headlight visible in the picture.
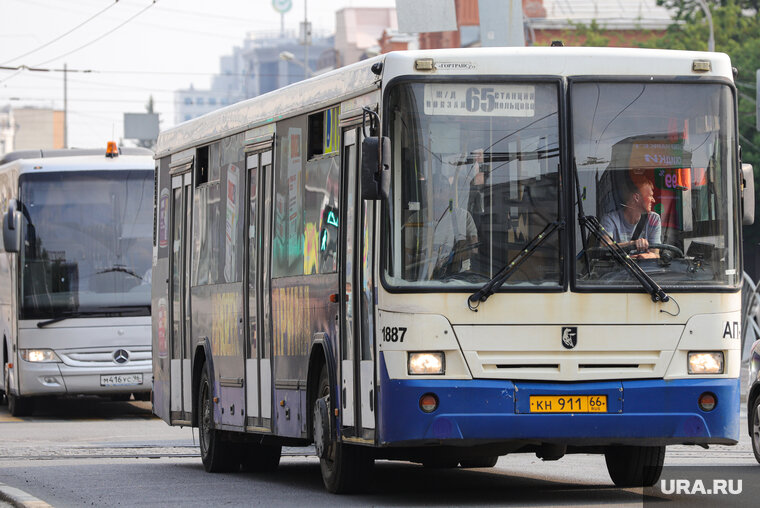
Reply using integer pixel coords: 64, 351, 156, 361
688, 351, 724, 374
408, 352, 445, 375
20, 349, 62, 363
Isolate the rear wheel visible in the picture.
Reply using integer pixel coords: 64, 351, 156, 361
751, 394, 760, 465
314, 365, 372, 493
605, 445, 665, 487
240, 443, 281, 472
198, 364, 240, 472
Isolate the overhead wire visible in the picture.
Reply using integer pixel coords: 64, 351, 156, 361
0, 0, 121, 67
33, 0, 161, 67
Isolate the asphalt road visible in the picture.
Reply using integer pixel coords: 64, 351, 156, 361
0, 396, 757, 507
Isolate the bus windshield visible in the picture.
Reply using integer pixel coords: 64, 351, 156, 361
383, 81, 562, 289
19, 170, 153, 319
572, 82, 740, 289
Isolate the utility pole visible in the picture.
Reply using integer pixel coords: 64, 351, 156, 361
301, 0, 311, 79
63, 62, 68, 148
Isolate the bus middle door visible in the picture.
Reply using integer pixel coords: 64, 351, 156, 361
169, 171, 193, 423
340, 126, 376, 442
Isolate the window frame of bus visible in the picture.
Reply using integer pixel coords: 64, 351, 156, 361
566, 75, 742, 295
378, 75, 568, 294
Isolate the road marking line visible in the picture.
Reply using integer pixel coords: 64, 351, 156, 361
0, 482, 52, 508
0, 415, 23, 423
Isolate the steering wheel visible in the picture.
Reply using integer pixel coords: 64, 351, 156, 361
628, 243, 684, 258
583, 242, 684, 259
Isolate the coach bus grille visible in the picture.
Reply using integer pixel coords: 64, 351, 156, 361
59, 349, 152, 368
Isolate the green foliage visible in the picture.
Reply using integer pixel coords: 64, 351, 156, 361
569, 19, 611, 47
651, 0, 760, 242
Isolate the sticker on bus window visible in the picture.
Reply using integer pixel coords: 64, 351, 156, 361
423, 84, 535, 117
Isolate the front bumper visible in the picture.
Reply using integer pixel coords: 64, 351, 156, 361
377, 356, 739, 446
17, 360, 151, 397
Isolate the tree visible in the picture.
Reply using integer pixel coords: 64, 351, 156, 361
648, 1, 760, 248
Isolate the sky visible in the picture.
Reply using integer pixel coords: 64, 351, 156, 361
0, 0, 396, 150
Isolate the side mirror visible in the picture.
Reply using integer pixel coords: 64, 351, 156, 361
2, 199, 22, 253
742, 163, 755, 226
360, 136, 390, 201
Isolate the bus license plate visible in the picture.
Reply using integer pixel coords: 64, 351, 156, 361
529, 395, 607, 413
100, 374, 143, 387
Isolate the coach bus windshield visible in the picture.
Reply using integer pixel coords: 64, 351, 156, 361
19, 170, 153, 319
572, 82, 740, 289
383, 81, 562, 289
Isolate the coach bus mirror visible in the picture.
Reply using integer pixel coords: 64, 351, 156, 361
742, 163, 755, 225
361, 136, 391, 201
3, 199, 22, 253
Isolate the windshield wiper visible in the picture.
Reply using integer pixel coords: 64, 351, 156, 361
96, 265, 143, 280
573, 160, 670, 304
36, 305, 150, 328
467, 220, 563, 311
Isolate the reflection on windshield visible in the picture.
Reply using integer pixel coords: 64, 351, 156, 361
572, 82, 739, 288
20, 170, 153, 319
384, 82, 562, 289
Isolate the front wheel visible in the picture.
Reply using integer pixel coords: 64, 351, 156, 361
751, 395, 760, 465
7, 391, 34, 417
314, 365, 373, 493
605, 445, 665, 487
198, 365, 240, 472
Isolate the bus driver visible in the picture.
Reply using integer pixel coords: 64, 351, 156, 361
600, 176, 661, 259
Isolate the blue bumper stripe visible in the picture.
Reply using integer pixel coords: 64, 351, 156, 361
377, 353, 740, 445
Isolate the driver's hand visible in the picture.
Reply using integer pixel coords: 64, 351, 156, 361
633, 238, 649, 253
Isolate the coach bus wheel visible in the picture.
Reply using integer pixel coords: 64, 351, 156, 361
7, 392, 34, 417
198, 365, 240, 472
241, 443, 281, 472
751, 394, 760, 464
315, 365, 373, 493
604, 445, 665, 487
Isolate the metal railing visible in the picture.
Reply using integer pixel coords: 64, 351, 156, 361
742, 271, 760, 360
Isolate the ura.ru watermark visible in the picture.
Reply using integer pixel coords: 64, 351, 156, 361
660, 478, 742, 496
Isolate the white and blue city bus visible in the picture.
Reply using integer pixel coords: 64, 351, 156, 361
1, 144, 155, 416
151, 47, 755, 493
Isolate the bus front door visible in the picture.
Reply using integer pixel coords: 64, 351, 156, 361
245, 150, 274, 431
169, 172, 193, 423
340, 126, 376, 441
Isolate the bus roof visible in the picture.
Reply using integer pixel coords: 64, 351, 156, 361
0, 153, 154, 175
0, 147, 153, 165
155, 47, 733, 159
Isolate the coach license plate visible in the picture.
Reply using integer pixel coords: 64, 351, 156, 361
529, 395, 607, 413
100, 374, 143, 387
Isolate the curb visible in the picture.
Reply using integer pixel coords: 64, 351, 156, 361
0, 483, 51, 508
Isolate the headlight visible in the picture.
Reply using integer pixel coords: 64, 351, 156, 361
688, 351, 724, 374
408, 352, 445, 375
20, 349, 61, 363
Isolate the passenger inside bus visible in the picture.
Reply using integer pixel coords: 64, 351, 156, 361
600, 175, 661, 259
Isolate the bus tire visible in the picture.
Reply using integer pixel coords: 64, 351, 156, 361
459, 455, 499, 468
604, 445, 665, 487
7, 392, 34, 417
198, 365, 240, 472
315, 365, 373, 493
240, 443, 281, 472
